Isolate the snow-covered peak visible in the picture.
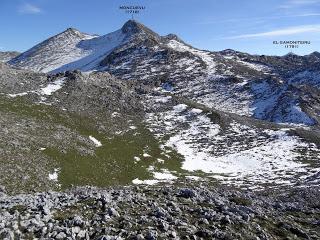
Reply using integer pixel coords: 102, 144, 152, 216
9, 20, 165, 73
49, 28, 97, 44
52, 29, 126, 72
57, 27, 97, 39
9, 27, 97, 72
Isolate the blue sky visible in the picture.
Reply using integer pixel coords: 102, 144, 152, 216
0, 0, 319, 55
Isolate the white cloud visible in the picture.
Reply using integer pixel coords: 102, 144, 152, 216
279, 0, 320, 9
18, 3, 42, 14
297, 13, 320, 16
224, 24, 320, 39
197, 13, 320, 25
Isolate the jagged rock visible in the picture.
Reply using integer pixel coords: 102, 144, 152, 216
55, 231, 67, 239
108, 208, 120, 218
178, 188, 196, 198
0, 185, 319, 239
72, 215, 84, 227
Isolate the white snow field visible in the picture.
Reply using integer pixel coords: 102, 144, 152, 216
144, 91, 320, 188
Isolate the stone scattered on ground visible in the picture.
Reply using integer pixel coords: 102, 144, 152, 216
0, 183, 319, 239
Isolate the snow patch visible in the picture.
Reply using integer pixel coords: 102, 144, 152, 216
173, 104, 188, 112
48, 169, 59, 181
190, 108, 203, 114
155, 95, 172, 103
8, 92, 28, 98
145, 90, 320, 187
132, 170, 177, 185
132, 178, 159, 185
39, 78, 66, 95
153, 171, 177, 180
89, 136, 102, 147
7, 77, 66, 98
171, 130, 306, 175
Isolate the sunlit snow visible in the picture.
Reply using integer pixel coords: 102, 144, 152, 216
145, 92, 320, 187
48, 169, 59, 181
89, 136, 102, 147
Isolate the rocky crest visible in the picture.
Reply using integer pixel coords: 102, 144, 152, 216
0, 51, 20, 62
9, 20, 320, 126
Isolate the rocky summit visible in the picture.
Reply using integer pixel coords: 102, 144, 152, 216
0, 20, 319, 239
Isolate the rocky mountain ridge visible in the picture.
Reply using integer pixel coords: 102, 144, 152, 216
1, 20, 320, 239
9, 20, 320, 127
2, 21, 320, 193
0, 51, 20, 62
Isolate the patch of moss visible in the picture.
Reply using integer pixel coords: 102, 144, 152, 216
9, 205, 27, 214
53, 205, 83, 221
44, 124, 184, 189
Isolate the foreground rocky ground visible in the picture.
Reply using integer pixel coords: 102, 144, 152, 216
0, 182, 319, 240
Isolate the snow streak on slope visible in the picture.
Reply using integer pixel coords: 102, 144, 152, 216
10, 29, 126, 73
145, 89, 320, 188
251, 80, 315, 125
52, 30, 126, 73
167, 40, 216, 76
222, 54, 272, 73
7, 77, 66, 99
10, 29, 96, 73
191, 76, 254, 116
166, 40, 257, 117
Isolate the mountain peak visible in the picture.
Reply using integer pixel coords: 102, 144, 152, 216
65, 27, 78, 32
164, 34, 181, 41
121, 20, 160, 40
309, 51, 320, 58
61, 27, 83, 36
121, 20, 143, 33
55, 27, 96, 41
59, 27, 97, 39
